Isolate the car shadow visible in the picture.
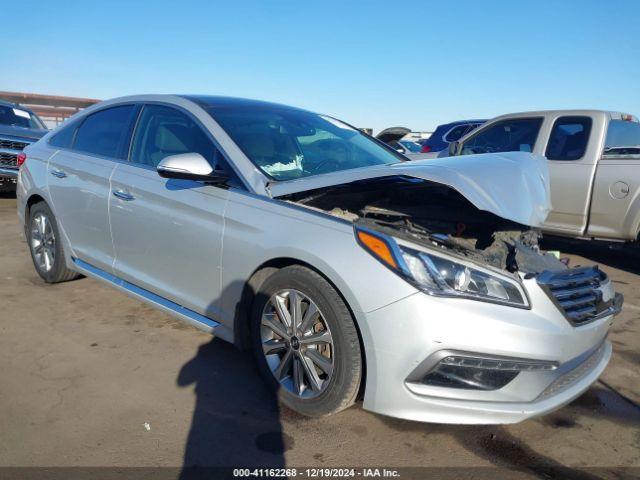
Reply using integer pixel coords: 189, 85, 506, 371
177, 281, 288, 478
177, 338, 287, 477
541, 236, 640, 275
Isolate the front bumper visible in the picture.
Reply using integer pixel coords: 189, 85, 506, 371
357, 280, 619, 424
0, 167, 18, 179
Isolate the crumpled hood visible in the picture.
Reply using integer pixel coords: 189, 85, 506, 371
0, 124, 48, 141
271, 152, 551, 227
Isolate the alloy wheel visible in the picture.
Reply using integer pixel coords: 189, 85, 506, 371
261, 289, 334, 398
31, 213, 56, 272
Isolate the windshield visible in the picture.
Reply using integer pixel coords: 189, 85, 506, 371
208, 106, 402, 180
0, 105, 45, 129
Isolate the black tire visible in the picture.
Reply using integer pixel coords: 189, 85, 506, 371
27, 202, 80, 283
250, 265, 362, 417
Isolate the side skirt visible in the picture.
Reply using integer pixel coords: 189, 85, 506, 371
72, 258, 234, 342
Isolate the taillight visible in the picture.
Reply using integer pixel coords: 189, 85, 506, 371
17, 153, 26, 168
420, 145, 432, 153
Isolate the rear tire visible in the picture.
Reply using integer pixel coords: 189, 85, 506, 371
27, 202, 79, 283
250, 265, 362, 417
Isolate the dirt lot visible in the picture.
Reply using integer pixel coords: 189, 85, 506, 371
1, 193, 639, 479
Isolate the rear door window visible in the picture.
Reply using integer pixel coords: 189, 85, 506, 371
460, 118, 543, 155
604, 120, 640, 156
73, 105, 137, 159
546, 116, 592, 161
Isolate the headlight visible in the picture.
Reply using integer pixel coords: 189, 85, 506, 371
356, 227, 529, 308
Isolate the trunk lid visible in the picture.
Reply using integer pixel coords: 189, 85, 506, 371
375, 127, 411, 144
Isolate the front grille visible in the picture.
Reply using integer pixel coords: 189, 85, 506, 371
537, 266, 607, 325
0, 152, 18, 168
0, 139, 29, 150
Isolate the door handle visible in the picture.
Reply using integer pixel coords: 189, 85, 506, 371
112, 189, 135, 201
50, 169, 67, 178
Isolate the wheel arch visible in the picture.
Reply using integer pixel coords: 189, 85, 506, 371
26, 193, 47, 213
24, 193, 47, 234
233, 256, 368, 398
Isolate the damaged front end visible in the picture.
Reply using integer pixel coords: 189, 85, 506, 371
283, 176, 566, 307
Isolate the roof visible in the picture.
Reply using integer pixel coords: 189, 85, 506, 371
443, 119, 487, 125
491, 109, 627, 118
181, 95, 310, 113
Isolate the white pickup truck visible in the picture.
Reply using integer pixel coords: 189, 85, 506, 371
448, 110, 640, 243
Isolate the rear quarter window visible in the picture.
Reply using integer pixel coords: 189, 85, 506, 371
604, 120, 640, 156
49, 122, 78, 148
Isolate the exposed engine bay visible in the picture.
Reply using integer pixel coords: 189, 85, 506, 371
283, 176, 566, 274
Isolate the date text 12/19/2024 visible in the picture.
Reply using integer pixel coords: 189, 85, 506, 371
233, 468, 401, 478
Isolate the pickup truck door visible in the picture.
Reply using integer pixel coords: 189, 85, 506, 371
47, 104, 138, 272
585, 119, 640, 241
541, 115, 605, 236
109, 104, 229, 322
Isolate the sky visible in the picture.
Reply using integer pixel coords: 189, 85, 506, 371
2, 0, 639, 133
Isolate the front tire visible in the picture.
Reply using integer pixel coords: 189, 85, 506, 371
27, 202, 79, 283
250, 265, 362, 417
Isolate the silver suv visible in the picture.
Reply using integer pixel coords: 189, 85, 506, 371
17, 95, 622, 423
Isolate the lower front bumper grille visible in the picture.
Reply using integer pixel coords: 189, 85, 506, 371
536, 341, 607, 401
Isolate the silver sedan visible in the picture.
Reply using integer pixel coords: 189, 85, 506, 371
17, 95, 622, 423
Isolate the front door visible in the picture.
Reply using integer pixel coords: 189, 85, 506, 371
109, 104, 229, 321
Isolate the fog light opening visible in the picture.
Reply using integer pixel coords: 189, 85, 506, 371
422, 354, 557, 391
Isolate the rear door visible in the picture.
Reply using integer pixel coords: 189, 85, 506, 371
109, 103, 230, 321
587, 118, 640, 240
47, 104, 138, 271
542, 115, 600, 235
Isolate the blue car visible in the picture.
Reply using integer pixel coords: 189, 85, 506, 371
419, 119, 486, 154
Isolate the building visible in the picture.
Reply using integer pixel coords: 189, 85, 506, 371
0, 91, 100, 128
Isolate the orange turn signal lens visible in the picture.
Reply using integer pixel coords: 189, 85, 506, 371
357, 230, 397, 269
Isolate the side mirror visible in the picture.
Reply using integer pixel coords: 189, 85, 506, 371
157, 153, 228, 184
448, 141, 460, 156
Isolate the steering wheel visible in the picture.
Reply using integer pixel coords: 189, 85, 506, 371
309, 159, 342, 173
306, 139, 353, 173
